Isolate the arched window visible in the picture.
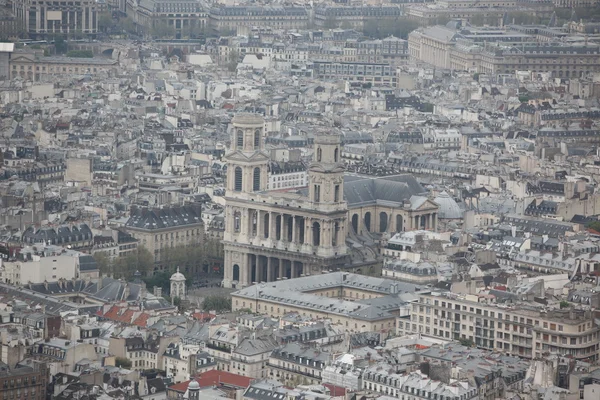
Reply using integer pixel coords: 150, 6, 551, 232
351, 214, 359, 233
364, 212, 371, 232
254, 129, 261, 148
317, 147, 322, 162
380, 212, 388, 232
334, 147, 339, 162
396, 215, 403, 232
312, 222, 321, 246
234, 167, 242, 191
334, 185, 340, 202
236, 130, 244, 148
233, 264, 240, 281
253, 167, 261, 191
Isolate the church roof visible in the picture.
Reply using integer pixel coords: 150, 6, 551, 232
343, 175, 426, 206
433, 191, 463, 219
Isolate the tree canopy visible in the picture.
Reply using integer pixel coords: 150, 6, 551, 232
202, 295, 232, 313
93, 246, 154, 279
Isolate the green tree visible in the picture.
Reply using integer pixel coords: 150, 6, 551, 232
53, 35, 68, 54
202, 295, 232, 312
93, 252, 113, 276
152, 21, 174, 38
560, 301, 570, 309
586, 221, 600, 232
66, 50, 94, 58
227, 49, 239, 72
98, 12, 114, 33
143, 271, 171, 294
459, 337, 475, 347
115, 357, 132, 369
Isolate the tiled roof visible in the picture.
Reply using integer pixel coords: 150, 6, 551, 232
198, 370, 253, 388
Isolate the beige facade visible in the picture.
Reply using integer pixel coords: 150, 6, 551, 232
208, 7, 308, 35
410, 26, 600, 78
231, 272, 411, 334
407, 292, 600, 361
124, 205, 204, 268
125, 0, 207, 38
223, 114, 349, 289
9, 52, 117, 81
13, 0, 98, 37
223, 114, 438, 289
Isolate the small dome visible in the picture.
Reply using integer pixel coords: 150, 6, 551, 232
188, 380, 200, 390
170, 267, 186, 282
434, 191, 463, 220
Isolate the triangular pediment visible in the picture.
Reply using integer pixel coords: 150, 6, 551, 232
224, 150, 270, 163
416, 199, 439, 211
10, 55, 35, 63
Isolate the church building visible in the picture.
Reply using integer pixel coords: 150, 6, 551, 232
222, 113, 439, 289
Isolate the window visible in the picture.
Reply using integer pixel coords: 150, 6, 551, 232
314, 185, 320, 202
254, 129, 260, 148
317, 147, 322, 162
334, 185, 340, 202
234, 167, 242, 191
334, 147, 339, 162
236, 130, 244, 148
253, 168, 261, 191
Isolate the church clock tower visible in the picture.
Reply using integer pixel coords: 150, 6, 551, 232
307, 133, 347, 256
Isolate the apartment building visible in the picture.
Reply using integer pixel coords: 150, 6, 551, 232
267, 161, 307, 190
232, 272, 416, 334
314, 6, 403, 30
363, 369, 479, 400
12, 0, 98, 38
311, 61, 396, 86
0, 361, 48, 400
407, 291, 600, 361
0, 245, 81, 285
267, 343, 329, 386
125, 0, 208, 38
124, 204, 204, 265
9, 52, 118, 81
208, 6, 308, 35
230, 337, 278, 379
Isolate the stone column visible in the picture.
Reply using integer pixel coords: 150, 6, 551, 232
270, 212, 277, 239
278, 258, 284, 279
241, 254, 250, 286
291, 216, 296, 243
305, 217, 312, 246
257, 256, 263, 283
267, 257, 273, 282
256, 210, 262, 238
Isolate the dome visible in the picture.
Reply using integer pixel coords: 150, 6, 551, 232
434, 191, 463, 220
188, 380, 200, 390
170, 267, 186, 282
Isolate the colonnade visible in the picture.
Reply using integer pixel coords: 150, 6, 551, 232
230, 254, 304, 286
231, 208, 344, 248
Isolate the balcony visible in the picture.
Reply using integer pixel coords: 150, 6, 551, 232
267, 362, 321, 379
206, 343, 231, 353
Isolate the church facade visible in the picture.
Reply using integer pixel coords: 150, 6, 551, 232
222, 113, 439, 289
